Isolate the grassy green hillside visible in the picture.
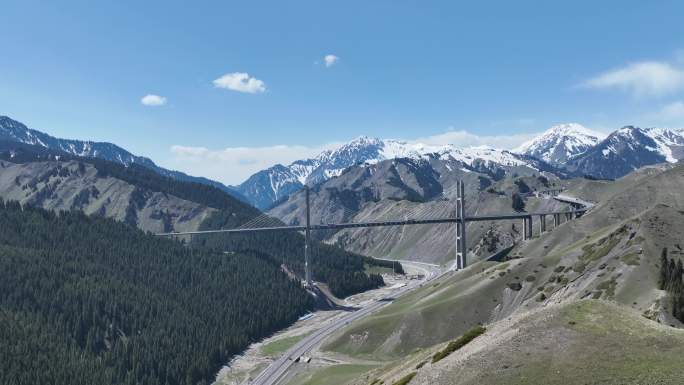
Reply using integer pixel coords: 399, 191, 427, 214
322, 204, 683, 362
353, 300, 684, 385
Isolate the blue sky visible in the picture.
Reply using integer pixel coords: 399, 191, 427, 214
2, 0, 684, 184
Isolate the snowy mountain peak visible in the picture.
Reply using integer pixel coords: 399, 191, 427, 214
545, 123, 601, 137
516, 123, 605, 165
323, 136, 383, 160
349, 135, 383, 146
606, 126, 684, 163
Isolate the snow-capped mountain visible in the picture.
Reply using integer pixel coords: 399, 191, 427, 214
0, 115, 154, 165
235, 136, 551, 209
0, 115, 245, 200
565, 126, 684, 179
516, 123, 605, 165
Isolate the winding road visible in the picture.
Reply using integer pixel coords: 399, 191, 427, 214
250, 261, 443, 385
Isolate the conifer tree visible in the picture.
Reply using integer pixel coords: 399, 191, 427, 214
511, 193, 525, 212
668, 259, 678, 291
659, 248, 669, 290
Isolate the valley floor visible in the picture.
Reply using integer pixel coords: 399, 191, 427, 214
213, 262, 436, 385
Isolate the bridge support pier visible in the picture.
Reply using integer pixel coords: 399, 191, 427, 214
523, 216, 533, 240
539, 215, 546, 233
553, 213, 560, 227
528, 216, 533, 239
455, 180, 467, 270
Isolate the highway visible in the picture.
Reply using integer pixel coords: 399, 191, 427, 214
249, 261, 442, 385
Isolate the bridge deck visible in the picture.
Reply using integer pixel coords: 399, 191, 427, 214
156, 207, 589, 237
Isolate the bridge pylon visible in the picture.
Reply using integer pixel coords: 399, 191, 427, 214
304, 185, 312, 287
455, 180, 467, 270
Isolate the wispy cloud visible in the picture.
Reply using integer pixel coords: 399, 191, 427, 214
646, 100, 684, 124
660, 101, 684, 120
168, 143, 339, 185
413, 129, 539, 150
213, 72, 266, 94
581, 61, 684, 97
323, 54, 339, 68
675, 50, 684, 64
140, 94, 167, 106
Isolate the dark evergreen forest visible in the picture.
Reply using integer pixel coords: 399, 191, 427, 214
659, 248, 684, 322
0, 200, 313, 385
196, 211, 387, 298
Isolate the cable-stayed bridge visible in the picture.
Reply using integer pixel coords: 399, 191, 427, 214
157, 181, 591, 285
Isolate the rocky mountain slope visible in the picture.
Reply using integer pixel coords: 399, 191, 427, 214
0, 115, 245, 200
0, 138, 257, 235
515, 123, 604, 165
565, 126, 684, 179
269, 155, 567, 264
0, 159, 217, 234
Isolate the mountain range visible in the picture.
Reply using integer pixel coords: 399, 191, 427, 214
3, 114, 684, 212
0, 116, 246, 201
235, 136, 564, 209
237, 123, 684, 209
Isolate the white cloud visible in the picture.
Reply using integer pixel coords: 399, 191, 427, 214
213, 72, 266, 93
582, 61, 684, 97
140, 94, 167, 106
324, 54, 339, 68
